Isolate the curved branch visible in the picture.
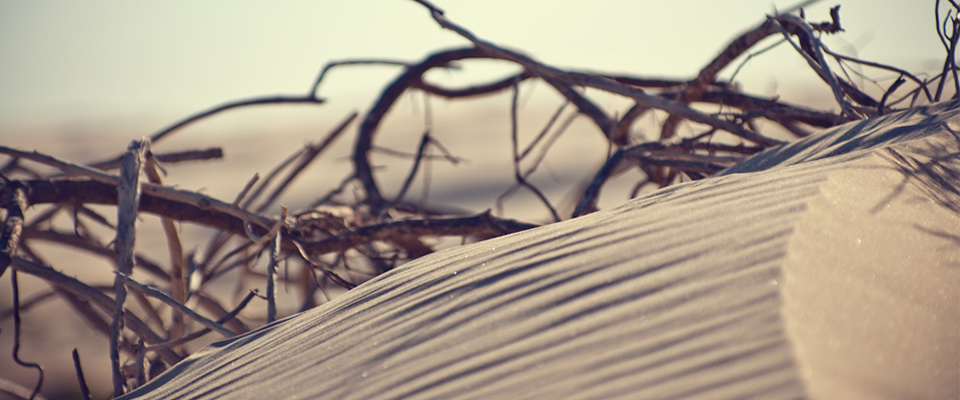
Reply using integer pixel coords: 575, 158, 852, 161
419, 9, 783, 145
149, 96, 326, 144
354, 47, 488, 207
412, 71, 534, 98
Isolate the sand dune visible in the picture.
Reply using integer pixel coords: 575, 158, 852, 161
121, 100, 959, 400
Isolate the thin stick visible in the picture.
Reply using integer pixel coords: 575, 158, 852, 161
144, 289, 259, 352
524, 112, 579, 179
412, 71, 534, 98
297, 211, 538, 256
11, 270, 44, 400
933, 0, 960, 101
505, 81, 560, 221
0, 146, 278, 232
879, 76, 907, 114
371, 146, 462, 162
256, 111, 358, 213
9, 257, 182, 365
393, 131, 432, 205
821, 46, 933, 103
149, 96, 325, 144
144, 153, 188, 344
191, 291, 251, 333
232, 174, 260, 207
937, 17, 960, 101
290, 242, 356, 289
519, 101, 569, 160
134, 339, 147, 388
0, 179, 26, 277
0, 290, 57, 320
72, 349, 92, 400
129, 289, 166, 332
353, 47, 488, 207
420, 11, 783, 146
86, 148, 224, 173
240, 148, 306, 211
110, 139, 148, 397
114, 272, 236, 337
310, 59, 430, 97
768, 14, 858, 119
266, 231, 280, 323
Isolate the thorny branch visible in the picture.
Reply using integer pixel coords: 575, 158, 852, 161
0, 1, 951, 396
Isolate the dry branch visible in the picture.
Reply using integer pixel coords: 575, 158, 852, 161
110, 139, 149, 396
9, 270, 44, 400
0, 180, 26, 277
9, 257, 182, 365
297, 211, 537, 256
114, 272, 236, 337
0, 2, 948, 395
150, 96, 325, 144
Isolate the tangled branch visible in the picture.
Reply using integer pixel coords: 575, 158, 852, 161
0, 1, 952, 396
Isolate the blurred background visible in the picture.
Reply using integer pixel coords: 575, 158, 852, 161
0, 0, 948, 398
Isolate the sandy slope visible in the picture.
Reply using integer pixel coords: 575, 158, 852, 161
121, 100, 959, 400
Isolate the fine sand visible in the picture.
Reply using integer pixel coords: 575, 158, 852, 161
121, 100, 959, 400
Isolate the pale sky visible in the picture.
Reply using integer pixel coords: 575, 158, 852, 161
0, 0, 943, 131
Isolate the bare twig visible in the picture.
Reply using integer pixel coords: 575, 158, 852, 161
354, 47, 488, 208
501, 81, 561, 222
661, 17, 783, 139
0, 146, 277, 231
0, 2, 945, 393
240, 151, 305, 211
393, 131, 433, 205
821, 46, 934, 103
9, 257, 182, 365
72, 349, 92, 400
87, 148, 224, 172
10, 271, 44, 400
411, 71, 534, 98
520, 101, 571, 159
934, 0, 960, 101
423, 10, 783, 146
572, 135, 744, 217
110, 139, 149, 396
255, 111, 357, 213
114, 272, 236, 337
191, 291, 251, 333
149, 96, 326, 144
297, 211, 537, 256
879, 76, 907, 114
144, 289, 258, 352
0, 178, 26, 277
290, 242, 356, 289
768, 14, 860, 119
233, 174, 260, 207
0, 290, 56, 321
143, 153, 188, 345
310, 59, 455, 97
133, 339, 147, 389
22, 229, 170, 281
266, 229, 281, 323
